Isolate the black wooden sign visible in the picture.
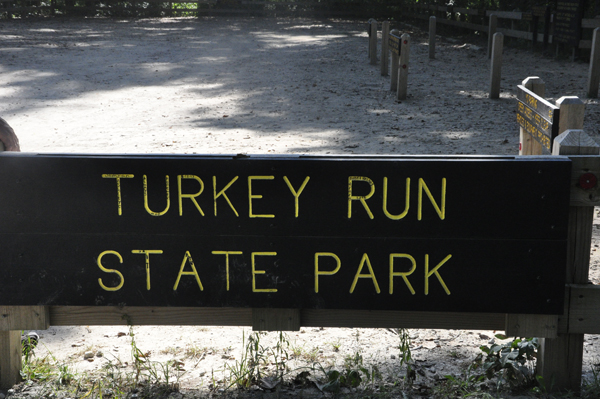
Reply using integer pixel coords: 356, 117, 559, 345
554, 0, 584, 46
389, 31, 400, 55
516, 85, 560, 153
0, 154, 571, 314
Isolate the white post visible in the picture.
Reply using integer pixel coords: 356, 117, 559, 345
487, 14, 497, 59
397, 34, 410, 101
369, 19, 378, 65
489, 32, 503, 99
587, 28, 600, 98
381, 21, 390, 76
429, 16, 436, 60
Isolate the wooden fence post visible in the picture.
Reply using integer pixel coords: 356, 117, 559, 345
537, 96, 594, 393
587, 28, 600, 98
390, 30, 399, 91
0, 306, 49, 389
487, 14, 497, 59
397, 34, 410, 101
369, 19, 378, 65
381, 21, 390, 76
489, 32, 503, 99
429, 16, 436, 59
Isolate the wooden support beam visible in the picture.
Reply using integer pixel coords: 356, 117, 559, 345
381, 21, 389, 76
0, 331, 21, 390
487, 14, 497, 58
587, 28, 600, 98
489, 32, 503, 99
0, 306, 49, 331
537, 127, 598, 393
397, 33, 410, 101
369, 19, 377, 65
252, 308, 300, 331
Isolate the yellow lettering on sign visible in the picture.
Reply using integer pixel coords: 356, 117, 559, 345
348, 176, 375, 219
248, 176, 275, 218
102, 174, 134, 215
283, 176, 310, 218
97, 250, 125, 292
251, 252, 278, 292
418, 178, 446, 220
213, 176, 239, 217
173, 251, 203, 291
349, 253, 380, 294
424, 254, 451, 295
131, 250, 163, 290
382, 177, 410, 220
389, 254, 416, 295
144, 175, 170, 216
314, 252, 341, 293
212, 251, 243, 291
177, 175, 205, 216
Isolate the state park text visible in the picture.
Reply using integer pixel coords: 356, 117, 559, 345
0, 154, 571, 313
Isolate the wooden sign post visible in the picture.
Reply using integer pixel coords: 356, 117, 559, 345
389, 30, 400, 92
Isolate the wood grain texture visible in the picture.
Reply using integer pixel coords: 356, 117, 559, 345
538, 128, 593, 393
47, 306, 507, 331
0, 306, 49, 331
568, 285, 600, 334
252, 308, 300, 331
0, 331, 21, 389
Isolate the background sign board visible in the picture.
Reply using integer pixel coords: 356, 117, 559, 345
516, 85, 560, 153
0, 154, 570, 314
389, 31, 400, 55
554, 0, 584, 46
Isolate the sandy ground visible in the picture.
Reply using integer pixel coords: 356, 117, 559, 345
1, 16, 600, 398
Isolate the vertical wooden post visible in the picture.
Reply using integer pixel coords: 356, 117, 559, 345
397, 34, 410, 101
542, 6, 551, 54
537, 97, 592, 393
0, 331, 21, 390
487, 14, 497, 59
429, 16, 436, 59
390, 47, 399, 91
489, 32, 503, 99
369, 19, 378, 65
381, 21, 390, 76
587, 28, 600, 98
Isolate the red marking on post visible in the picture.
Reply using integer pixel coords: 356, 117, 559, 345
579, 173, 597, 190
402, 65, 407, 69
403, 40, 408, 44
519, 143, 522, 151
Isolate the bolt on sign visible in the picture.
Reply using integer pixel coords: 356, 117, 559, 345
516, 85, 560, 153
0, 154, 570, 314
389, 31, 401, 55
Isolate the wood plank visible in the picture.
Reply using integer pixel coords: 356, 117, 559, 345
582, 18, 600, 29
301, 309, 506, 330
50, 306, 253, 326
569, 284, 600, 334
47, 306, 508, 330
568, 155, 600, 207
538, 128, 597, 393
505, 314, 558, 338
0, 306, 49, 331
0, 331, 21, 390
485, 10, 524, 20
252, 308, 300, 331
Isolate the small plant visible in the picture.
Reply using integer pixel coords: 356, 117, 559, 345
479, 334, 538, 389
442, 357, 486, 397
397, 328, 415, 386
